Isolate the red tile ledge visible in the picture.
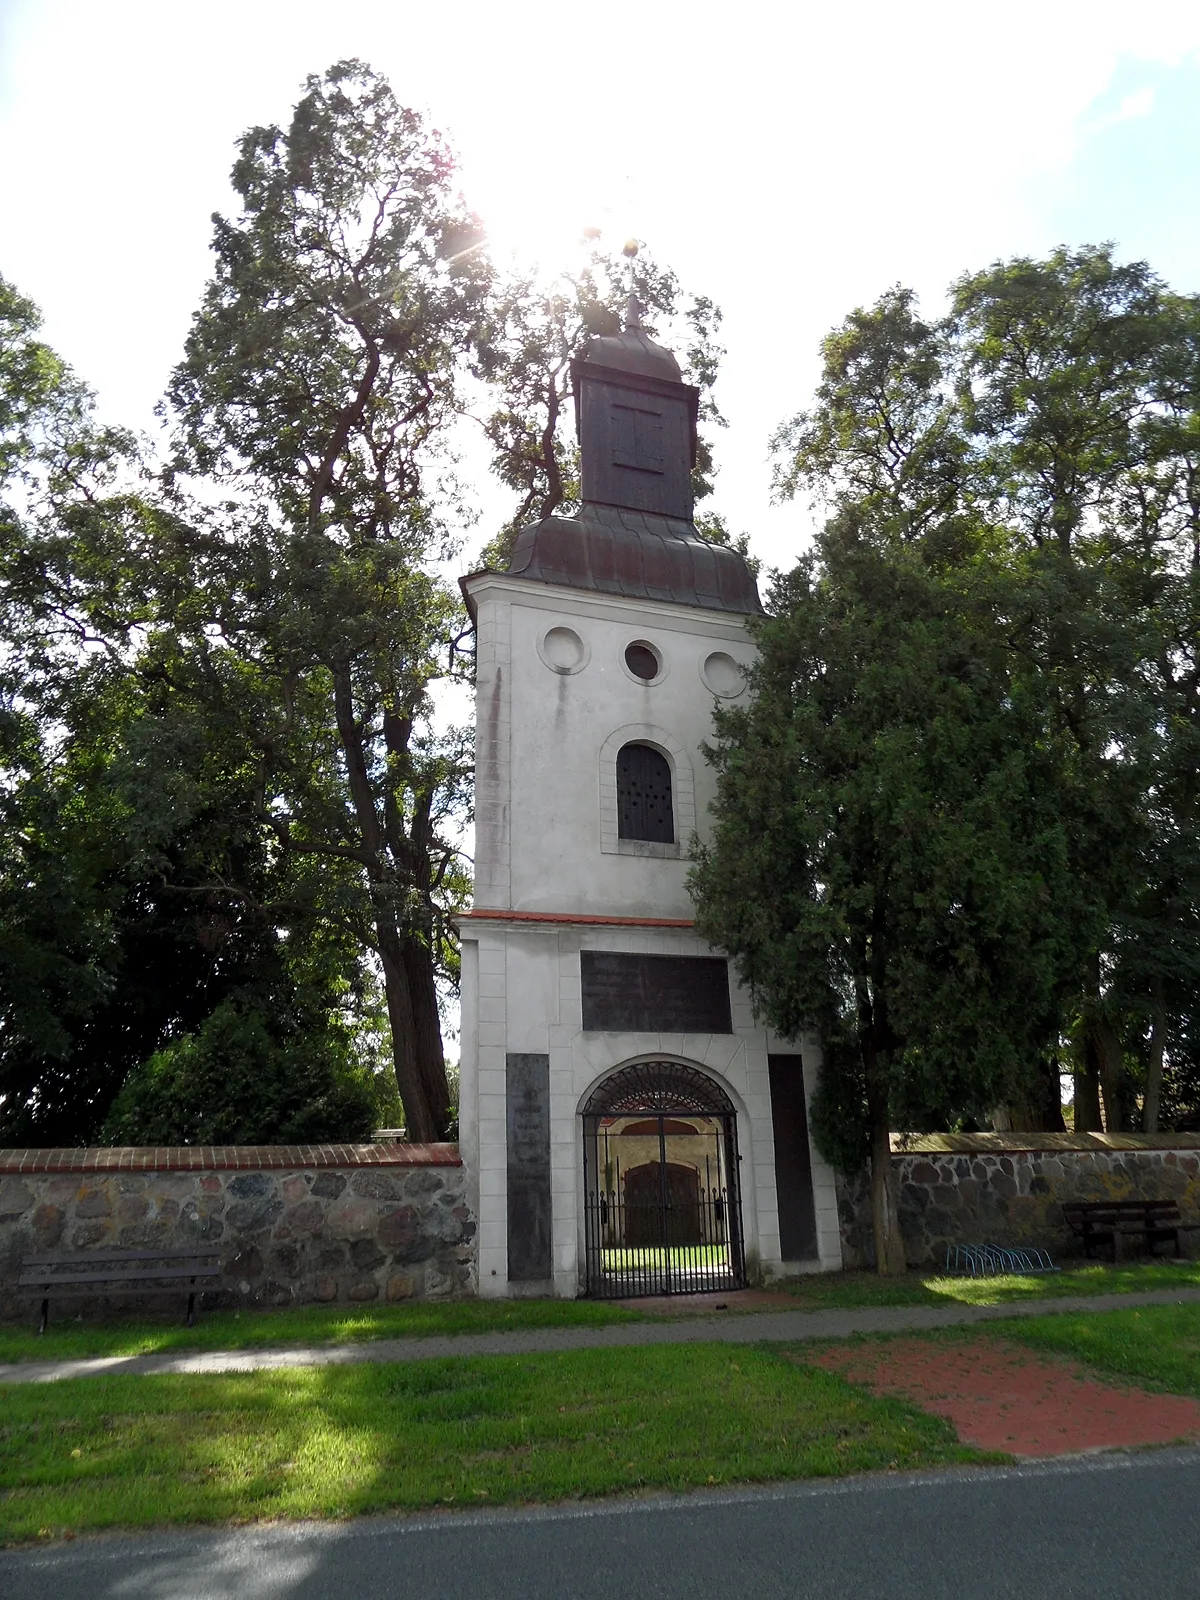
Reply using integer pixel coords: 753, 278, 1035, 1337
0, 1143, 462, 1174
461, 909, 694, 927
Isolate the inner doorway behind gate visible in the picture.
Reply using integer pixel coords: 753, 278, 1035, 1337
581, 1060, 747, 1298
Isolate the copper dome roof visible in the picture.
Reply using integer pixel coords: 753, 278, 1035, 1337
463, 304, 761, 618
581, 326, 683, 384
504, 503, 763, 615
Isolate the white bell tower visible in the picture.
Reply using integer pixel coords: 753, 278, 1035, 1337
459, 304, 842, 1298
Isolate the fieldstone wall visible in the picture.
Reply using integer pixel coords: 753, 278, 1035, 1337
836, 1133, 1200, 1269
0, 1143, 475, 1319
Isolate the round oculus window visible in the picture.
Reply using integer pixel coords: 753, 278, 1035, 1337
701, 651, 745, 697
539, 626, 588, 675
624, 642, 661, 681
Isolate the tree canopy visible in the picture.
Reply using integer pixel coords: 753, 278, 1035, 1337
692, 247, 1200, 1270
481, 241, 730, 566
0, 62, 730, 1146
0, 269, 401, 1144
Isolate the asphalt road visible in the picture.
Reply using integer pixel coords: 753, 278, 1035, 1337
5, 1448, 1200, 1599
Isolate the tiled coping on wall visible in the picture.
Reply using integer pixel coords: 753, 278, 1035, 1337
889, 1132, 1200, 1154
0, 1143, 461, 1174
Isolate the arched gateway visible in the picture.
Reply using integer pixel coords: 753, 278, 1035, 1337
581, 1061, 746, 1298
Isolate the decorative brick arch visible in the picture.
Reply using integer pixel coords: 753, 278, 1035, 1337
579, 1054, 748, 1297
579, 1057, 738, 1117
576, 1052, 752, 1124
598, 723, 696, 857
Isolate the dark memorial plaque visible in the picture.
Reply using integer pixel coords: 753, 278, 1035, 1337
580, 952, 732, 1033
506, 1053, 552, 1282
768, 1054, 819, 1261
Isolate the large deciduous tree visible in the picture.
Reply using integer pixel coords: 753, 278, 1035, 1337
948, 249, 1200, 1132
0, 273, 391, 1144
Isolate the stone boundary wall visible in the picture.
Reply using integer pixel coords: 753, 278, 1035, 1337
836, 1134, 1200, 1270
0, 1144, 475, 1319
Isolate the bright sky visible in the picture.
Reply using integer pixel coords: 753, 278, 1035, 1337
2, 0, 1199, 572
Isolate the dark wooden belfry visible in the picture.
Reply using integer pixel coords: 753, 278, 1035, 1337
572, 296, 700, 522
471, 291, 763, 618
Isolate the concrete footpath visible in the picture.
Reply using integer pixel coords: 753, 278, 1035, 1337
3, 1285, 1199, 1386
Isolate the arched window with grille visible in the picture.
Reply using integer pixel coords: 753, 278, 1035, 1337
616, 742, 674, 843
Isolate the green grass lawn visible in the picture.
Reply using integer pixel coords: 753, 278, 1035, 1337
3, 1259, 1196, 1367
6, 1281, 1196, 1545
997, 1301, 1200, 1397
601, 1244, 731, 1270
0, 1343, 1001, 1545
776, 1259, 1200, 1313
0, 1297, 641, 1366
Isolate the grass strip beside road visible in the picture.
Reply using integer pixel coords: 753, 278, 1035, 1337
0, 1343, 1000, 1545
997, 1302, 1200, 1398
0, 1297, 641, 1365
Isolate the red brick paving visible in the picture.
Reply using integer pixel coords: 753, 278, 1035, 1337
808, 1334, 1200, 1457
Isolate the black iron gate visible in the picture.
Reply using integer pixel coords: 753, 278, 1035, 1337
582, 1060, 746, 1298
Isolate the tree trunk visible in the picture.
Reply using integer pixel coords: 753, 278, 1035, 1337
375, 916, 444, 1143
1040, 1056, 1068, 1133
1090, 1015, 1126, 1132
1143, 982, 1166, 1134
1073, 1063, 1103, 1132
1082, 955, 1127, 1132
403, 929, 451, 1136
332, 666, 449, 1142
992, 1076, 1064, 1134
864, 1038, 906, 1276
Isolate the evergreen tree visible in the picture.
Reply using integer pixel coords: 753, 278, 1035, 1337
694, 250, 1200, 1276
164, 62, 494, 1140
693, 292, 1083, 1271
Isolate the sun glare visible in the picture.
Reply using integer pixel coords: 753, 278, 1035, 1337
462, 153, 640, 284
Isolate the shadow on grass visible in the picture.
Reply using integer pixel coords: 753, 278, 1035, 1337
0, 1342, 1003, 1545
0, 1296, 643, 1366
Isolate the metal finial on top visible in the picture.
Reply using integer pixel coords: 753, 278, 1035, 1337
622, 237, 642, 331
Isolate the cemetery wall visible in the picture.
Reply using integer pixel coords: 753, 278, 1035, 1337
835, 1132, 1200, 1269
0, 1143, 475, 1319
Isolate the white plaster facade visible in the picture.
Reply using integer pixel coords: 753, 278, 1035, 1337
458, 570, 843, 1297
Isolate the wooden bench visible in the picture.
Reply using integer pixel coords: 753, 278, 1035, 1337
17, 1246, 221, 1333
1062, 1200, 1200, 1263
